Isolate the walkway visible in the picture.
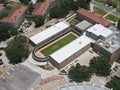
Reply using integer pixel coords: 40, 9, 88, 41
36, 75, 68, 90
91, 0, 120, 18
103, 8, 116, 17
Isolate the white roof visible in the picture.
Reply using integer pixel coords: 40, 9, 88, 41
50, 35, 93, 63
87, 24, 113, 38
29, 22, 70, 45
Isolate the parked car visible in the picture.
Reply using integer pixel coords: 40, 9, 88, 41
0, 53, 2, 56
0, 59, 3, 65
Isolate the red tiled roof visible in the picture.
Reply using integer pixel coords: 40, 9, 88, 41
32, 0, 55, 16
32, 2, 49, 16
77, 8, 111, 26
0, 4, 4, 11
1, 6, 27, 24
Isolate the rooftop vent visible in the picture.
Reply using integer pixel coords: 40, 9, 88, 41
105, 44, 110, 48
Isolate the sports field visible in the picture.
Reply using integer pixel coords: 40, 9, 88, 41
41, 33, 77, 56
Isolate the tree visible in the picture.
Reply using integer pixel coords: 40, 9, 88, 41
9, 28, 18, 36
33, 16, 45, 28
106, 77, 120, 90
68, 63, 92, 82
37, 0, 44, 2
117, 20, 120, 30
0, 25, 18, 41
0, 27, 10, 41
50, 0, 90, 18
28, 2, 34, 13
90, 56, 111, 76
19, 0, 31, 4
5, 35, 29, 64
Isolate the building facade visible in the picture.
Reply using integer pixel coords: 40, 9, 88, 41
32, 0, 59, 17
0, 6, 27, 28
76, 8, 111, 27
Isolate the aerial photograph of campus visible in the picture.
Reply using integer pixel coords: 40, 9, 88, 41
0, 0, 120, 90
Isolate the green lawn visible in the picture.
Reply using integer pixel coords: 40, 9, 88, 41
105, 14, 120, 22
41, 34, 77, 56
93, 6, 107, 15
68, 18, 79, 25
7, 1, 25, 9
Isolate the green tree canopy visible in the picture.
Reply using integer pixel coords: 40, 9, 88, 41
106, 77, 120, 90
68, 63, 92, 82
5, 35, 29, 64
90, 56, 111, 76
117, 20, 120, 30
37, 0, 44, 2
50, 0, 90, 18
0, 25, 18, 41
19, 0, 31, 4
33, 16, 45, 28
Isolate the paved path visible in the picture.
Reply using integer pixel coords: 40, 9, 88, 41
91, 0, 120, 17
103, 8, 116, 17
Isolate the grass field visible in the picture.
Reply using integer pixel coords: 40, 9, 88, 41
105, 14, 120, 22
41, 33, 77, 56
93, 6, 107, 15
68, 17, 79, 25
7, 1, 25, 9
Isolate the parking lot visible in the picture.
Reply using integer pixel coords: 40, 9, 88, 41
61, 48, 99, 72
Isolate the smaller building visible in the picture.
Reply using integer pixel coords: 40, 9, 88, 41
0, 6, 27, 28
76, 8, 111, 27
50, 35, 92, 69
86, 24, 113, 41
74, 20, 93, 33
32, 0, 59, 16
0, 4, 5, 15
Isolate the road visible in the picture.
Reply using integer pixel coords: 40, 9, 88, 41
91, 0, 120, 17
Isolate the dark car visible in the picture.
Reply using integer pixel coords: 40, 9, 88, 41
0, 59, 3, 65
0, 53, 2, 56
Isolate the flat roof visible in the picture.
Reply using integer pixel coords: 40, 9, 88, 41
30, 22, 70, 45
0, 64, 41, 90
76, 20, 93, 31
87, 24, 113, 38
50, 35, 93, 63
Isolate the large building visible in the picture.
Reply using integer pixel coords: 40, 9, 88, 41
87, 24, 120, 63
50, 35, 92, 69
0, 6, 27, 28
76, 8, 111, 27
32, 0, 59, 16
30, 22, 93, 69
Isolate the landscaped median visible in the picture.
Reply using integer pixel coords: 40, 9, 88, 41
41, 33, 77, 56
93, 6, 108, 15
105, 14, 120, 22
